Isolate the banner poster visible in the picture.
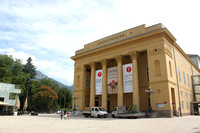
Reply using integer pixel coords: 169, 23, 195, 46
95, 69, 102, 95
123, 63, 133, 93
107, 66, 118, 94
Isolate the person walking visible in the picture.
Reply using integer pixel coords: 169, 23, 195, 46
64, 110, 67, 120
67, 112, 70, 120
60, 110, 64, 120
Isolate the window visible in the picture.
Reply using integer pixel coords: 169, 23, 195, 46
9, 93, 16, 100
190, 94, 192, 99
146, 66, 149, 82
178, 67, 181, 82
187, 74, 190, 87
182, 101, 184, 109
183, 71, 186, 85
185, 92, 187, 97
0, 97, 4, 102
176, 55, 179, 61
154, 60, 161, 76
77, 75, 80, 88
187, 102, 189, 110
169, 61, 172, 77
180, 90, 183, 96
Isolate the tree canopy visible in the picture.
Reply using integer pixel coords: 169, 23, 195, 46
23, 57, 36, 79
32, 85, 58, 112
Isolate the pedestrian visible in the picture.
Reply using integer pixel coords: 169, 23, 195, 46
64, 110, 67, 120
60, 110, 64, 120
67, 112, 70, 120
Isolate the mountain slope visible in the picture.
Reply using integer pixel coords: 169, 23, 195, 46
34, 70, 73, 92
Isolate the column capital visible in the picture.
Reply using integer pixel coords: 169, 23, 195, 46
89, 62, 96, 69
114, 55, 122, 63
129, 51, 138, 60
100, 59, 107, 66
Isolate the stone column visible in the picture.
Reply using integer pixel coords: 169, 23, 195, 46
101, 59, 107, 110
81, 65, 86, 110
90, 62, 95, 108
115, 55, 123, 106
129, 51, 140, 111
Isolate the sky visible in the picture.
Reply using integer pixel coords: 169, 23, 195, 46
0, 0, 199, 86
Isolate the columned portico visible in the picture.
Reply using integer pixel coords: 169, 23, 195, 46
90, 62, 95, 108
71, 23, 197, 117
101, 59, 107, 110
115, 55, 123, 106
129, 52, 140, 111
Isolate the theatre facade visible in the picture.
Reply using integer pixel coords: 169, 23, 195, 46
71, 23, 200, 117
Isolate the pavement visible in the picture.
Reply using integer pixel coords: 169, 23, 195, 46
0, 114, 200, 133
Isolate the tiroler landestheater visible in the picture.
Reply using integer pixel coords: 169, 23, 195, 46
71, 23, 200, 117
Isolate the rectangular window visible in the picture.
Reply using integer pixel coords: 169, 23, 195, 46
185, 92, 187, 97
146, 66, 149, 82
182, 101, 184, 109
180, 90, 183, 96
178, 67, 181, 82
0, 97, 4, 102
187, 74, 190, 87
187, 102, 189, 110
190, 94, 192, 99
176, 55, 179, 61
9, 93, 16, 100
183, 71, 186, 85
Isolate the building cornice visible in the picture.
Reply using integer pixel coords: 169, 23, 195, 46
71, 28, 175, 61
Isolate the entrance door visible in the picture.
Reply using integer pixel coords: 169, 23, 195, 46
107, 100, 110, 113
95, 101, 99, 107
171, 88, 176, 116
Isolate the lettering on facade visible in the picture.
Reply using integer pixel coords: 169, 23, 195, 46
97, 33, 125, 45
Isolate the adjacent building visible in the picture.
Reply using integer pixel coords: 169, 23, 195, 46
187, 54, 200, 69
71, 23, 200, 117
0, 83, 21, 115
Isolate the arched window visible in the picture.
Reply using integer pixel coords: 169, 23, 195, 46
154, 60, 161, 76
169, 61, 172, 77
76, 75, 80, 88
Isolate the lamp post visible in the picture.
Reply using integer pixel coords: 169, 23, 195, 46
145, 87, 154, 113
64, 89, 66, 109
73, 95, 78, 111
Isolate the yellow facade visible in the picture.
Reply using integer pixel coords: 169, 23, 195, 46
71, 23, 200, 117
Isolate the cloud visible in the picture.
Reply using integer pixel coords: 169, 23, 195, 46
1, 0, 200, 86
0, 48, 35, 64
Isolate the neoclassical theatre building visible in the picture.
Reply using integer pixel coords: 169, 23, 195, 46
71, 23, 200, 117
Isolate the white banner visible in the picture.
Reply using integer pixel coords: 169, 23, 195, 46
123, 63, 133, 93
107, 66, 118, 94
95, 69, 102, 95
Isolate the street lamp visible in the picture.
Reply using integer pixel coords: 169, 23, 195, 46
73, 95, 78, 111
64, 89, 66, 109
145, 87, 154, 113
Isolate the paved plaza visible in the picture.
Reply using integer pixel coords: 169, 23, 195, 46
0, 114, 200, 133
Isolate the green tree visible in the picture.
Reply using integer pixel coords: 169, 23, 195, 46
40, 78, 60, 92
23, 57, 36, 79
0, 55, 14, 83
57, 87, 72, 109
32, 85, 58, 112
